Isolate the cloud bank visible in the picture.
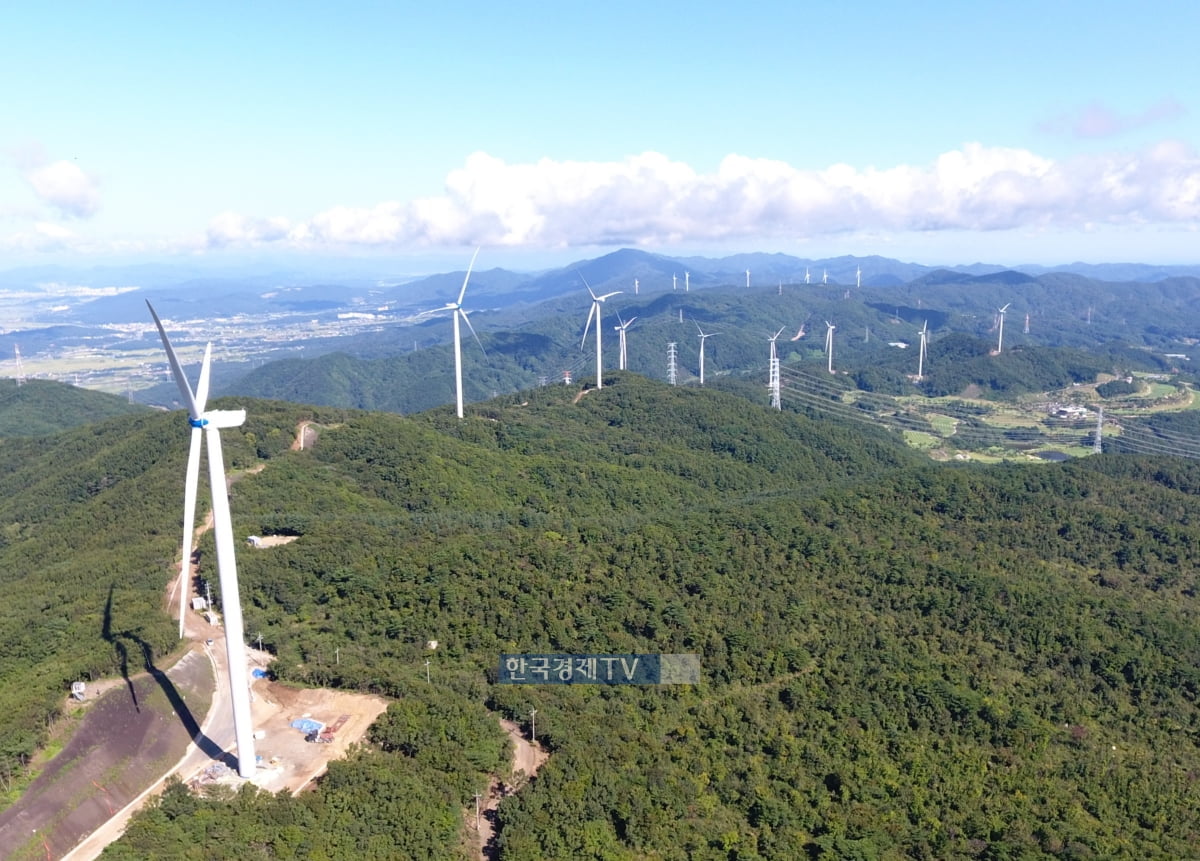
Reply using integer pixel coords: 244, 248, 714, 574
205, 142, 1200, 252
23, 159, 102, 218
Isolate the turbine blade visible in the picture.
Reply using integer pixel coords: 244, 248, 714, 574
626, 316, 637, 328
457, 247, 481, 306
460, 309, 486, 356
582, 303, 597, 349
147, 302, 201, 419
195, 344, 213, 414
597, 291, 622, 301
177, 424, 203, 638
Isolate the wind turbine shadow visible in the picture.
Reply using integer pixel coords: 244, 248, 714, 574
101, 584, 236, 769
102, 584, 139, 713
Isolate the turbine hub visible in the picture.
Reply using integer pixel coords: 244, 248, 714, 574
188, 417, 209, 428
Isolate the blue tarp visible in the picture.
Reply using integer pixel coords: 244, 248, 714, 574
251, 668, 268, 679
290, 718, 323, 734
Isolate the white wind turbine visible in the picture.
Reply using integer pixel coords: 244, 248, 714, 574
995, 302, 1011, 354
822, 269, 828, 285
434, 248, 486, 419
673, 273, 677, 291
147, 302, 256, 779
684, 271, 690, 292
856, 266, 862, 288
805, 267, 811, 285
614, 313, 637, 370
581, 279, 622, 388
917, 320, 928, 381
825, 321, 836, 373
746, 269, 751, 288
697, 324, 719, 385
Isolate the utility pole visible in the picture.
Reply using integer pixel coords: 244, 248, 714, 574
425, 659, 431, 683
530, 708, 537, 743
475, 793, 482, 830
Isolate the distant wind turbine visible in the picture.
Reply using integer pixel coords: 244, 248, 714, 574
697, 324, 719, 386
685, 271, 690, 292
805, 267, 811, 285
996, 302, 1011, 354
634, 277, 639, 295
746, 269, 751, 288
917, 320, 928, 381
433, 248, 486, 418
856, 265, 862, 288
147, 302, 257, 779
822, 269, 828, 285
581, 278, 622, 388
825, 321, 836, 373
614, 313, 637, 370
673, 273, 677, 291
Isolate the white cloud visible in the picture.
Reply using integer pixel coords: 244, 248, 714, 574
207, 211, 292, 246
23, 159, 102, 218
203, 143, 1200, 252
1040, 99, 1185, 139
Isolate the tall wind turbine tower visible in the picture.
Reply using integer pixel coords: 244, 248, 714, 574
824, 321, 836, 373
147, 303, 256, 779
995, 302, 1011, 354
805, 267, 811, 285
433, 248, 485, 418
746, 269, 751, 288
581, 280, 622, 389
822, 269, 828, 285
614, 314, 637, 370
697, 324, 719, 386
856, 266, 862, 288
768, 326, 785, 410
634, 278, 639, 295
673, 273, 677, 291
916, 320, 928, 381
685, 271, 690, 292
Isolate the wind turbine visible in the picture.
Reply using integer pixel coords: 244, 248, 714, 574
995, 302, 1011, 354
917, 320, 928, 381
434, 248, 486, 418
805, 267, 811, 285
822, 269, 828, 285
147, 303, 256, 779
634, 277, 639, 295
745, 269, 751, 288
825, 321, 836, 373
614, 313, 637, 370
856, 266, 862, 288
684, 271, 690, 292
673, 273, 677, 291
696, 324, 719, 385
581, 279, 622, 388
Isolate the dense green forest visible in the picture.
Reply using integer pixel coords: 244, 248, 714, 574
0, 378, 147, 437
3, 374, 1200, 858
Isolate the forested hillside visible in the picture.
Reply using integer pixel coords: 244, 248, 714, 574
0, 379, 147, 437
3, 375, 1200, 858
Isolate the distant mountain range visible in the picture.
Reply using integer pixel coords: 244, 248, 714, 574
4, 249, 1200, 329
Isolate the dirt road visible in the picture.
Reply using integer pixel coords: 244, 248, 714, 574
474, 718, 549, 860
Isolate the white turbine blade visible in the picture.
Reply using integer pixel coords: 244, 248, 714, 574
596, 291, 622, 302
459, 309, 487, 356
195, 343, 213, 414
177, 424, 203, 638
457, 247, 481, 306
625, 316, 637, 328
206, 408, 247, 429
581, 303, 597, 349
147, 301, 201, 419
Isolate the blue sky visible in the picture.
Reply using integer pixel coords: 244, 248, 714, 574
3, 1, 1198, 271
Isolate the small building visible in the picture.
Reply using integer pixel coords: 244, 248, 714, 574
247, 535, 263, 548
70, 681, 86, 701
192, 596, 208, 611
